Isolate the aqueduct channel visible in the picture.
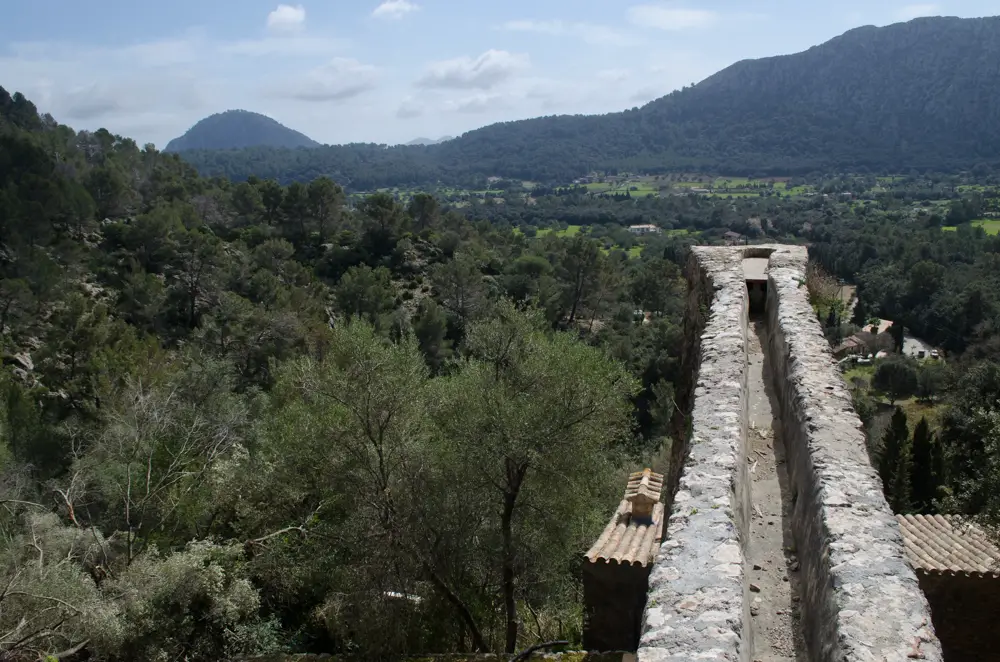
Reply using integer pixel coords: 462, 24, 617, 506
636, 245, 941, 662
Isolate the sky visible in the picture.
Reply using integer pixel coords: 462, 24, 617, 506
1, 1, 996, 147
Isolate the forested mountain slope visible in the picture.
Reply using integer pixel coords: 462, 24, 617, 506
177, 16, 1000, 187
164, 109, 320, 152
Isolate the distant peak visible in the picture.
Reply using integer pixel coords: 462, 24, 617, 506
405, 136, 455, 146
164, 110, 320, 152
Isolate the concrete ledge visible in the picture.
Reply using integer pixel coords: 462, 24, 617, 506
638, 248, 750, 662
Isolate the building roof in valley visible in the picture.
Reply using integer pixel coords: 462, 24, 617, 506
868, 318, 894, 334
897, 514, 1000, 577
833, 335, 868, 355
586, 469, 665, 568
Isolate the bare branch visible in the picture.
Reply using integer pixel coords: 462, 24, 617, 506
6, 592, 83, 613
0, 500, 47, 510
245, 501, 326, 548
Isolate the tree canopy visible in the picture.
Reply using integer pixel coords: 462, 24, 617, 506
0, 87, 689, 660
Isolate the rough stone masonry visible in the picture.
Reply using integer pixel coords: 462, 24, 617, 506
636, 245, 942, 662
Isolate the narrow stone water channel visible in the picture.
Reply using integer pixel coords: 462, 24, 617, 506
746, 317, 807, 662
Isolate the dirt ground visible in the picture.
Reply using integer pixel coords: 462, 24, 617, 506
746, 320, 807, 662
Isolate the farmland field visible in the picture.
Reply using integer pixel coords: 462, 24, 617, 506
706, 192, 766, 198
535, 225, 583, 238
941, 219, 1000, 235
514, 224, 674, 260
584, 180, 661, 197
713, 177, 756, 188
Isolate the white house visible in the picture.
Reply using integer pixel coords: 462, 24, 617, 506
628, 224, 662, 235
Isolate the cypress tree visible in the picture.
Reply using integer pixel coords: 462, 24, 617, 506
879, 407, 912, 512
910, 417, 939, 513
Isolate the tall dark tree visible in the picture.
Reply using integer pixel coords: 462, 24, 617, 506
412, 298, 451, 374
910, 417, 939, 514
259, 179, 284, 225
408, 193, 440, 233
888, 322, 905, 354
557, 236, 604, 326
231, 181, 264, 225
307, 176, 343, 244
879, 407, 912, 513
280, 181, 309, 243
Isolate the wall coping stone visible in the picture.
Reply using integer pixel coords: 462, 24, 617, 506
638, 246, 750, 662
637, 245, 943, 662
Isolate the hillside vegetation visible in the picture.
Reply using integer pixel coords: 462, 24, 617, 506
0, 86, 689, 661
177, 16, 1000, 187
164, 109, 320, 152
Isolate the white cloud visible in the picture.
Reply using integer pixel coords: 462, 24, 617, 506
417, 50, 530, 90
501, 20, 634, 47
373, 0, 420, 20
396, 97, 423, 119
443, 93, 507, 114
627, 4, 717, 30
267, 4, 306, 33
269, 57, 379, 102
895, 4, 941, 20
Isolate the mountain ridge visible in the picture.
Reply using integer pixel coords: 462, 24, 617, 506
405, 136, 455, 146
174, 16, 1000, 187
164, 109, 320, 152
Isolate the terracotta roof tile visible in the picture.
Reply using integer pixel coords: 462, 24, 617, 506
897, 514, 1000, 577
586, 469, 665, 568
624, 469, 663, 507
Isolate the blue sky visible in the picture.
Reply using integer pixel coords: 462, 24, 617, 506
0, 1, 995, 147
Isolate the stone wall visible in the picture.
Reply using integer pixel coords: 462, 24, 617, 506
764, 246, 941, 662
637, 245, 942, 662
638, 247, 750, 662
918, 573, 1000, 660
234, 654, 632, 662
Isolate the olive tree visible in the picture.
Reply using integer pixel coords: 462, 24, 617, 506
233, 322, 445, 657
429, 301, 638, 653
873, 356, 919, 405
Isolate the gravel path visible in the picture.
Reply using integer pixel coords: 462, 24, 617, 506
747, 319, 807, 662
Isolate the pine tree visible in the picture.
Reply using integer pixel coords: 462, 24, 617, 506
910, 417, 939, 513
879, 407, 912, 512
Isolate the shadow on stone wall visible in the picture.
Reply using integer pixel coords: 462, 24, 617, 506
233, 653, 632, 662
